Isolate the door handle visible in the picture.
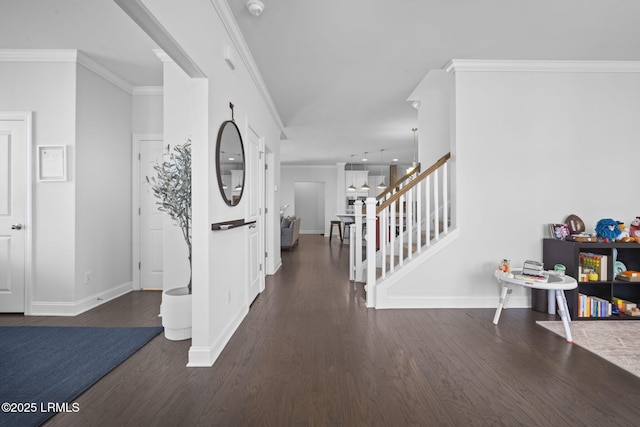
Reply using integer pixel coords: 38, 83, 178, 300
11, 224, 23, 230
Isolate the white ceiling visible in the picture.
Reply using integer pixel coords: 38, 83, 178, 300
0, 0, 162, 86
2, 1, 640, 165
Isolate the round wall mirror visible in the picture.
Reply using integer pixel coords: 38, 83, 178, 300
215, 120, 245, 206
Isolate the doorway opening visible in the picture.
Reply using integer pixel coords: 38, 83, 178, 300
293, 182, 325, 235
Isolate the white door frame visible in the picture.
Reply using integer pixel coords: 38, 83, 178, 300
0, 111, 33, 314
132, 133, 163, 291
263, 148, 278, 275
245, 124, 266, 295
252, 135, 267, 293
258, 135, 266, 292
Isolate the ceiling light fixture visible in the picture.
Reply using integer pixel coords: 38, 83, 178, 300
361, 152, 370, 191
246, 0, 265, 16
347, 155, 356, 192
377, 149, 386, 190
411, 100, 421, 110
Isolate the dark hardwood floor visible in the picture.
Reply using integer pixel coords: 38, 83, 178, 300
3, 234, 640, 426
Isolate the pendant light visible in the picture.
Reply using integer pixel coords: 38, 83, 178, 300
360, 152, 370, 190
347, 155, 356, 191
377, 149, 386, 190
412, 127, 418, 168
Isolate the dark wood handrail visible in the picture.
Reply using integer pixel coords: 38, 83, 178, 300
376, 152, 451, 214
375, 164, 420, 201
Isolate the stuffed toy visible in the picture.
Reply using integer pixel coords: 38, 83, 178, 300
595, 218, 622, 241
630, 217, 640, 239
617, 222, 630, 238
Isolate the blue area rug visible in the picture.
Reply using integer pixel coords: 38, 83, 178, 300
0, 326, 163, 427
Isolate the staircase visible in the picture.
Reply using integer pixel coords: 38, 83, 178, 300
348, 153, 457, 308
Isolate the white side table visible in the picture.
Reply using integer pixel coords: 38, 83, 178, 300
493, 269, 578, 343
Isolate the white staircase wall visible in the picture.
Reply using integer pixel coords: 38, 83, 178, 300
378, 60, 640, 309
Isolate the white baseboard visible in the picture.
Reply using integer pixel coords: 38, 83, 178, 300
374, 294, 529, 309
30, 282, 133, 316
271, 259, 282, 275
186, 346, 216, 367
187, 304, 248, 367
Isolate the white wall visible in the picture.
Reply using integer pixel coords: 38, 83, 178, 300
281, 165, 337, 236
132, 90, 163, 134
410, 70, 453, 167
408, 70, 457, 228
384, 64, 640, 308
142, 0, 282, 367
161, 62, 193, 292
0, 60, 77, 307
0, 55, 140, 314
294, 182, 325, 234
75, 64, 133, 303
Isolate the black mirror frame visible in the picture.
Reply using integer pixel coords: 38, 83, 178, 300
215, 119, 245, 207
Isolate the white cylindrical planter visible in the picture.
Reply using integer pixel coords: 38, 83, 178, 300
162, 287, 192, 340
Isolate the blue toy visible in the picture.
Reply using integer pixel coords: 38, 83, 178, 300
595, 218, 622, 240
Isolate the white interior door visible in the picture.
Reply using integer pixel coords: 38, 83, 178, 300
0, 119, 27, 312
246, 127, 264, 304
136, 136, 164, 290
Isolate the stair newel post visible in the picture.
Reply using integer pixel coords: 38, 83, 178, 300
365, 197, 377, 308
350, 225, 356, 262
348, 224, 355, 281
354, 200, 364, 282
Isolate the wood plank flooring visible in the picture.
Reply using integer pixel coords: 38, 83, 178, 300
2, 234, 640, 426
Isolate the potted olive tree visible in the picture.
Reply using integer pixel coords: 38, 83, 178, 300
147, 140, 192, 340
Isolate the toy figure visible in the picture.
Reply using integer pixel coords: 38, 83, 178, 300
595, 218, 622, 241
630, 217, 640, 239
617, 222, 630, 239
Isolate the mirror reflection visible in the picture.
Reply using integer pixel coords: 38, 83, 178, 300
216, 120, 245, 206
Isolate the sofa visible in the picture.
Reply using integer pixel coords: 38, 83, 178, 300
281, 216, 301, 250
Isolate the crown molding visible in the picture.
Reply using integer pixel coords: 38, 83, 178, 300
0, 49, 135, 94
114, 0, 286, 135
209, 0, 286, 137
445, 59, 640, 74
0, 49, 77, 62
132, 86, 163, 96
76, 51, 134, 93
